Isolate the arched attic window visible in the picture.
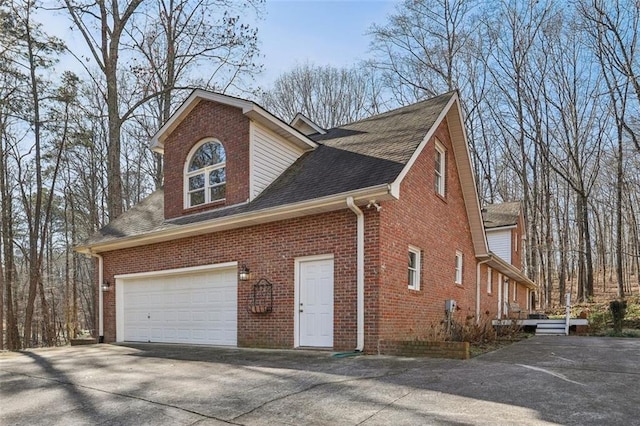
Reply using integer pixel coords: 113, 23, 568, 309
185, 139, 226, 207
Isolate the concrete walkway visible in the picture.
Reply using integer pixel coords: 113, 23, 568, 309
1, 336, 639, 425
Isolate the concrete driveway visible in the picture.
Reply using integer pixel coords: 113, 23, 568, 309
1, 336, 639, 425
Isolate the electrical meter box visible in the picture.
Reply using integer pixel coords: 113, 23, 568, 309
445, 299, 457, 313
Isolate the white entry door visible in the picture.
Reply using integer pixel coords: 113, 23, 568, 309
298, 257, 334, 347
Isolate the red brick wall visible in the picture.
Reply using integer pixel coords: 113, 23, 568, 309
163, 100, 250, 219
515, 282, 530, 312
479, 265, 497, 320
374, 117, 479, 343
98, 104, 500, 351
100, 210, 362, 351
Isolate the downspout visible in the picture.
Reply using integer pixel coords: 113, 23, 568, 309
88, 251, 104, 343
346, 196, 364, 352
476, 258, 491, 324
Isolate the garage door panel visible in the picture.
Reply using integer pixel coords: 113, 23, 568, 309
121, 267, 237, 346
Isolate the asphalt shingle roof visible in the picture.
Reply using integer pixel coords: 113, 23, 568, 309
82, 91, 455, 247
482, 202, 521, 229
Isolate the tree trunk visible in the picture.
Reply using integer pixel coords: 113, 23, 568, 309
615, 124, 625, 297
0, 237, 3, 351
22, 8, 44, 347
577, 195, 585, 301
1, 161, 19, 349
581, 192, 595, 299
106, 68, 123, 219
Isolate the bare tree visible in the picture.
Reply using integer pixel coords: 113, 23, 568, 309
4, 0, 67, 347
64, 0, 144, 219
579, 0, 640, 152
127, 0, 262, 189
261, 62, 383, 128
368, 0, 479, 103
579, 0, 640, 298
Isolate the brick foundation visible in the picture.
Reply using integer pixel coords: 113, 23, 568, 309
378, 339, 470, 359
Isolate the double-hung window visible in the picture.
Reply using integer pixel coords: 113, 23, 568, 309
185, 140, 226, 207
408, 246, 421, 290
435, 141, 446, 196
454, 251, 463, 285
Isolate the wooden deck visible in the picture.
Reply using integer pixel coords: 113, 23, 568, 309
492, 318, 589, 336
491, 318, 589, 327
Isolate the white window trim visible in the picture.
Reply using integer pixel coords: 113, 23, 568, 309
184, 138, 227, 208
513, 281, 517, 301
435, 140, 446, 196
454, 251, 463, 285
487, 267, 493, 294
408, 246, 421, 290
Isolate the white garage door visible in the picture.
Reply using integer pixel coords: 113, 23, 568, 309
119, 266, 237, 346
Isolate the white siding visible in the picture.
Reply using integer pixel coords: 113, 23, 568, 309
250, 122, 305, 199
487, 229, 512, 264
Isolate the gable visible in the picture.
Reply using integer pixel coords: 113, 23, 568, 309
387, 92, 489, 257
250, 122, 306, 200
290, 113, 326, 135
487, 229, 512, 263
162, 100, 251, 219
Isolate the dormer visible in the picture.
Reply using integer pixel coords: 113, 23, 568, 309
290, 113, 326, 136
482, 202, 524, 268
151, 90, 317, 220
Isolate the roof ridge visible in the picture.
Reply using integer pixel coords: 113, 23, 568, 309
324, 91, 457, 131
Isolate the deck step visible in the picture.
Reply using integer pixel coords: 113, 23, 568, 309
536, 322, 566, 336
538, 319, 565, 325
536, 329, 566, 336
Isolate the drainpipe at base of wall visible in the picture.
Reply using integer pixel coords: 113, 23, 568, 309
346, 196, 365, 352
476, 258, 491, 325
88, 251, 104, 343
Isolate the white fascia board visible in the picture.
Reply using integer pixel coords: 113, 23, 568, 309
485, 253, 536, 290
150, 89, 317, 154
150, 90, 250, 153
244, 106, 317, 151
390, 95, 454, 189
389, 92, 490, 257
485, 225, 517, 232
291, 113, 327, 135
76, 184, 394, 254
447, 97, 490, 257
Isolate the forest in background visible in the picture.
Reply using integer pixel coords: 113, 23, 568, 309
1, 0, 639, 350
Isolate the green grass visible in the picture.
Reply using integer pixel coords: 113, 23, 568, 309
604, 329, 640, 338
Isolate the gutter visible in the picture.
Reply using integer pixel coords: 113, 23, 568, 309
88, 251, 104, 343
476, 258, 491, 324
486, 254, 536, 290
346, 197, 365, 352
76, 184, 395, 255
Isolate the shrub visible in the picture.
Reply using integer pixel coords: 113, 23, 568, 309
588, 309, 610, 334
609, 299, 627, 333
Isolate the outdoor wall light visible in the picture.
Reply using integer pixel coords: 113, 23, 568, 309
101, 280, 111, 292
239, 265, 250, 281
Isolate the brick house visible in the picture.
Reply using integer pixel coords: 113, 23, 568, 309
76, 90, 535, 353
